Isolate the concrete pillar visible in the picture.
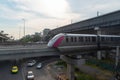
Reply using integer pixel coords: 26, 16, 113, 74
95, 27, 102, 60
97, 51, 101, 60
115, 46, 119, 68
67, 63, 75, 80
60, 55, 78, 80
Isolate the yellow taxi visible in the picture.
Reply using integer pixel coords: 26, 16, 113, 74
11, 66, 18, 73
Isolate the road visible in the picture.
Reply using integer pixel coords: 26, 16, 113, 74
0, 44, 60, 60
0, 44, 47, 50
0, 60, 22, 80
0, 56, 59, 80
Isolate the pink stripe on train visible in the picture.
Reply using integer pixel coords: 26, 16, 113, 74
53, 36, 64, 47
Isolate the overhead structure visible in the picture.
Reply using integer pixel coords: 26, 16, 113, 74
48, 10, 120, 38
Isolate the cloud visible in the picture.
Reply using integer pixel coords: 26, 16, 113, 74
1, 0, 120, 39
67, 0, 120, 20
0, 4, 35, 20
11, 0, 69, 18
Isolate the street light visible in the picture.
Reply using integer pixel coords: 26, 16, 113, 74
22, 18, 25, 37
19, 26, 21, 39
97, 11, 99, 17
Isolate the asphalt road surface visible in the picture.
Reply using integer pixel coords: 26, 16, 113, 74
0, 60, 22, 80
0, 56, 59, 80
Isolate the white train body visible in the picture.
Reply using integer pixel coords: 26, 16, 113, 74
47, 33, 120, 52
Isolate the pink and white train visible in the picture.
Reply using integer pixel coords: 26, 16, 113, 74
47, 33, 120, 52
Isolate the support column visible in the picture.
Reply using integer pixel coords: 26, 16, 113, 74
60, 55, 79, 80
114, 46, 120, 80
95, 27, 102, 60
97, 51, 101, 60
115, 46, 119, 68
67, 63, 75, 80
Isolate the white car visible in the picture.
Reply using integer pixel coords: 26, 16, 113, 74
27, 71, 34, 80
27, 60, 36, 67
36, 63, 42, 69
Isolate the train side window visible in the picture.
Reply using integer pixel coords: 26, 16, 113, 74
74, 37, 77, 42
71, 37, 73, 42
66, 37, 69, 42
84, 37, 87, 42
116, 37, 120, 41
101, 37, 104, 41
113, 37, 116, 41
119, 37, 120, 41
111, 37, 113, 41
79, 37, 83, 42
88, 37, 90, 42
109, 37, 111, 41
92, 37, 96, 42
81, 37, 83, 42
83, 37, 86, 42
106, 37, 110, 41
85, 37, 89, 42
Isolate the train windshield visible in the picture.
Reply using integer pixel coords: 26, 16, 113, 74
52, 33, 64, 40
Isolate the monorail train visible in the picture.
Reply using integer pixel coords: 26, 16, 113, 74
47, 33, 120, 52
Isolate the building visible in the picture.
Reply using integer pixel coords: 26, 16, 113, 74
43, 29, 50, 36
0, 31, 10, 43
43, 29, 50, 41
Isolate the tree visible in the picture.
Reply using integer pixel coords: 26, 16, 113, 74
20, 33, 41, 43
20, 35, 32, 42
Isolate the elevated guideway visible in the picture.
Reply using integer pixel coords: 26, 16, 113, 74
0, 44, 114, 60
0, 44, 60, 60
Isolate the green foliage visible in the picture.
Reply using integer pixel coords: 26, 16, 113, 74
20, 34, 41, 43
75, 71, 95, 80
55, 60, 95, 80
55, 60, 67, 68
32, 34, 41, 42
20, 35, 32, 42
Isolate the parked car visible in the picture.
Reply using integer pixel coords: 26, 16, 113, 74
36, 63, 42, 69
27, 60, 36, 67
27, 71, 34, 80
11, 66, 18, 73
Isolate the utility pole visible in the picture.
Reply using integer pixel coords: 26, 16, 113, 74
71, 19, 73, 24
22, 19, 25, 37
19, 26, 21, 39
97, 11, 99, 17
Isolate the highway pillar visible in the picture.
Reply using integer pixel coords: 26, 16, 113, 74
67, 63, 75, 80
115, 46, 119, 68
114, 46, 120, 80
95, 27, 102, 60
60, 55, 80, 80
97, 51, 101, 60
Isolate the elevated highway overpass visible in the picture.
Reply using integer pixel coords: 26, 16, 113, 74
0, 44, 115, 60
48, 10, 120, 39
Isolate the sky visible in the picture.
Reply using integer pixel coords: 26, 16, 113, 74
0, 0, 120, 39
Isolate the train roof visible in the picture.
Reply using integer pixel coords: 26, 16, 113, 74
99, 35, 120, 37
57, 33, 120, 37
64, 33, 96, 37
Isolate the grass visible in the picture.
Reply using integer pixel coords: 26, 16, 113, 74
55, 60, 67, 68
75, 71, 96, 80
55, 60, 96, 80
